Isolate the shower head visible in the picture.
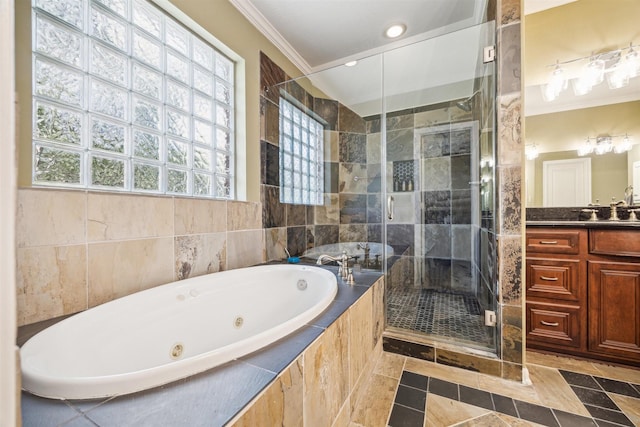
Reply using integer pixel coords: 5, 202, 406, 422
455, 100, 472, 112
454, 89, 481, 112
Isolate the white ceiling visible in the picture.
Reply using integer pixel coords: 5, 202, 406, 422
230, 0, 639, 118
230, 0, 488, 73
523, 0, 576, 15
231, 0, 491, 116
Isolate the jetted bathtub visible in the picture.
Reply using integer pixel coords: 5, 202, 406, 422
20, 264, 337, 400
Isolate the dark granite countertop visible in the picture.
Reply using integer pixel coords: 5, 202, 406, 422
527, 220, 640, 229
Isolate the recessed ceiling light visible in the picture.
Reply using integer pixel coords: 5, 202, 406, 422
385, 24, 406, 39
344, 60, 358, 67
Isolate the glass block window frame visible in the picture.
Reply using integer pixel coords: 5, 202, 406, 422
279, 97, 324, 205
31, 0, 235, 199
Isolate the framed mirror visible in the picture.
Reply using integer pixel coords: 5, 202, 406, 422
524, 0, 640, 207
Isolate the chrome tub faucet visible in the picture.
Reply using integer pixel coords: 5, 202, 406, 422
316, 251, 354, 284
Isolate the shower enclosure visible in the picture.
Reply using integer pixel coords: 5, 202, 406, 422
264, 11, 497, 354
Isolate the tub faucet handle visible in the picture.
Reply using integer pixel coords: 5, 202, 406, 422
345, 268, 355, 285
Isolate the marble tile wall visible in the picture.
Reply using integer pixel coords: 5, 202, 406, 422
16, 188, 264, 326
229, 278, 384, 426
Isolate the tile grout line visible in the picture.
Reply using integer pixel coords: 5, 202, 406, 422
391, 370, 637, 427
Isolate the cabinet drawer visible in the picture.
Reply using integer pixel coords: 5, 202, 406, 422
526, 258, 582, 302
526, 230, 584, 255
527, 302, 582, 348
590, 229, 640, 257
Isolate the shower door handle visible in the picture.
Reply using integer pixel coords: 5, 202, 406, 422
387, 195, 394, 221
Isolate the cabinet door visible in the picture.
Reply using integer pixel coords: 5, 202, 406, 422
588, 261, 640, 362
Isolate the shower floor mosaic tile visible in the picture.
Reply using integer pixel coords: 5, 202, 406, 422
387, 288, 493, 347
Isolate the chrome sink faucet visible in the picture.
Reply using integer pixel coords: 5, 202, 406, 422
609, 197, 628, 221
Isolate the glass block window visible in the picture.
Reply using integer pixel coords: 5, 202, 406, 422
279, 97, 324, 205
31, 0, 235, 199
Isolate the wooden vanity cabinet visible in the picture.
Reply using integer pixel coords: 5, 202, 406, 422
525, 229, 588, 353
526, 227, 640, 366
587, 230, 640, 363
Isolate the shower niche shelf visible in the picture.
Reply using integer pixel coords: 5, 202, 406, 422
392, 160, 414, 192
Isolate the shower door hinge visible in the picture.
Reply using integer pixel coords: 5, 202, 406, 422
484, 310, 497, 327
483, 45, 496, 63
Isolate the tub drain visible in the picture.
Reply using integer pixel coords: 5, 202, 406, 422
297, 279, 308, 290
234, 316, 244, 328
170, 343, 184, 360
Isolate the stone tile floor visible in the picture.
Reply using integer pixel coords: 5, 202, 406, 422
349, 350, 640, 426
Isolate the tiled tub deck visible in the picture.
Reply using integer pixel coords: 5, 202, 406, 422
19, 266, 384, 427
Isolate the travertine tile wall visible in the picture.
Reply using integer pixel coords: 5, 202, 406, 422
16, 188, 264, 326
496, 0, 524, 380
230, 278, 384, 426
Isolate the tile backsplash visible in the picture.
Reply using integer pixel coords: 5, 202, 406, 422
16, 188, 264, 326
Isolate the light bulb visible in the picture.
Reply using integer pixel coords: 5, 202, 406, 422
577, 138, 593, 156
385, 24, 406, 38
584, 58, 605, 86
625, 46, 639, 78
571, 77, 592, 96
607, 60, 630, 89
542, 63, 567, 101
595, 137, 613, 155
615, 135, 633, 153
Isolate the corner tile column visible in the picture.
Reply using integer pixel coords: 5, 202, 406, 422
496, 0, 524, 381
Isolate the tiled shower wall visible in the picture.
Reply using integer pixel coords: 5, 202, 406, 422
384, 0, 524, 382
260, 53, 381, 260
372, 105, 480, 293
16, 188, 264, 326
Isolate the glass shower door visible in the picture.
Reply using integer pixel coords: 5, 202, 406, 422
383, 20, 498, 353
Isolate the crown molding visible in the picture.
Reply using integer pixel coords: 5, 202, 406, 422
229, 0, 312, 76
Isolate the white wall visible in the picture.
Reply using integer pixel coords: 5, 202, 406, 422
0, 0, 18, 425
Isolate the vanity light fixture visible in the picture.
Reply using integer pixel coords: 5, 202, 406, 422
577, 138, 593, 156
385, 24, 406, 39
525, 143, 539, 160
614, 134, 634, 153
542, 61, 567, 101
625, 44, 639, 78
594, 136, 613, 155
543, 43, 640, 101
577, 134, 633, 156
344, 60, 358, 67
